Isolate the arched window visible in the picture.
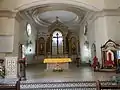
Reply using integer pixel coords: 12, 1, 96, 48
52, 31, 63, 55
26, 24, 31, 36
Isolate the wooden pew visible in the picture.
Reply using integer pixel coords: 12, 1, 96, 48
0, 81, 20, 90
96, 80, 120, 90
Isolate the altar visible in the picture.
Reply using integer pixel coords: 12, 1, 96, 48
43, 58, 72, 71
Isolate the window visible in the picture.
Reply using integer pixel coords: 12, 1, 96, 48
26, 24, 31, 36
52, 31, 63, 55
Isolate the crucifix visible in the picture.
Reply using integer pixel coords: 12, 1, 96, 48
56, 33, 59, 54
53, 33, 59, 55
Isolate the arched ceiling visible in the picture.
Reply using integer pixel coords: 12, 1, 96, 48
20, 4, 87, 31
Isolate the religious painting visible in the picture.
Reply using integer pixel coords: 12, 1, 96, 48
38, 37, 45, 55
46, 37, 50, 53
70, 37, 77, 54
101, 39, 120, 68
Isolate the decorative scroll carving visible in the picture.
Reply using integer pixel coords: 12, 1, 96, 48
48, 20, 68, 33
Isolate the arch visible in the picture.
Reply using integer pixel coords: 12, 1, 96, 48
91, 43, 96, 59
14, 0, 101, 12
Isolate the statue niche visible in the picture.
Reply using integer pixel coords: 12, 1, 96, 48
37, 37, 45, 55
101, 39, 120, 68
70, 37, 77, 54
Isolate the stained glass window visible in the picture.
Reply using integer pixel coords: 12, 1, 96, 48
52, 31, 63, 55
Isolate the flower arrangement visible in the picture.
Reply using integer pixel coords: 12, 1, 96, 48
53, 64, 63, 72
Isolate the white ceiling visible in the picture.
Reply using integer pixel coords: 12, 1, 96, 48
21, 4, 87, 31
38, 10, 78, 23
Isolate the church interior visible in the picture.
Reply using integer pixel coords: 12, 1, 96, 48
1, 0, 120, 89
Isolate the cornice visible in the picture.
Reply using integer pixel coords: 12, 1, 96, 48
0, 10, 16, 18
81, 9, 120, 26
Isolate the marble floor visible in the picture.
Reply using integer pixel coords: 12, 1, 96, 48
26, 63, 117, 81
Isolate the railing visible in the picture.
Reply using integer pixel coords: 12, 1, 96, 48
96, 80, 120, 90
0, 80, 20, 90
0, 80, 120, 90
20, 80, 118, 90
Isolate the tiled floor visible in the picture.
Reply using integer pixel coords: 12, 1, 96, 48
26, 63, 117, 81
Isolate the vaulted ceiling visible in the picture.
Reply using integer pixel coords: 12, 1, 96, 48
20, 4, 88, 31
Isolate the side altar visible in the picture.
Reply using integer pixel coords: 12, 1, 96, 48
43, 58, 72, 71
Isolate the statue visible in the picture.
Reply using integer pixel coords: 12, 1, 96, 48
105, 50, 114, 67
72, 42, 76, 54
92, 56, 99, 71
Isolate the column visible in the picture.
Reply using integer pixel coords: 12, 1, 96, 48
50, 36, 52, 57
68, 39, 71, 56
44, 40, 47, 57
63, 36, 66, 54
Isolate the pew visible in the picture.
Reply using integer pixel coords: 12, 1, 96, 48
0, 81, 20, 90
96, 80, 120, 90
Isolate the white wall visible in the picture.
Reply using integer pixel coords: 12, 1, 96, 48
80, 16, 108, 64
0, 17, 16, 58
94, 17, 108, 64
0, 18, 15, 35
105, 16, 120, 42
104, 0, 120, 9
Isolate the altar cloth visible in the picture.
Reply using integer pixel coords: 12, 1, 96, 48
43, 58, 72, 63
43, 58, 72, 70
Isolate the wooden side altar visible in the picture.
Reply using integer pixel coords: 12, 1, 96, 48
43, 58, 72, 71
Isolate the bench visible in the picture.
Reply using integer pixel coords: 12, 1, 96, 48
0, 81, 20, 90
96, 80, 120, 90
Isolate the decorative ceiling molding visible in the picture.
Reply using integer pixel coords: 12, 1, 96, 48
20, 4, 86, 28
0, 10, 16, 18
14, 0, 100, 12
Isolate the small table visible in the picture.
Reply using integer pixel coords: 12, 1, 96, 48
43, 58, 72, 71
